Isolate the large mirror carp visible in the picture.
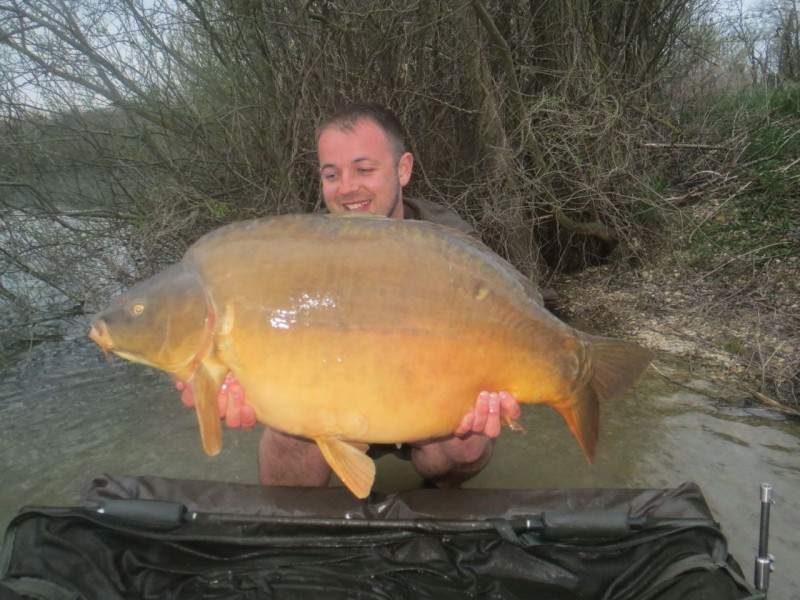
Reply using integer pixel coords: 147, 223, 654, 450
89, 214, 653, 498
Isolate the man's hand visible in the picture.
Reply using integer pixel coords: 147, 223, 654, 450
453, 391, 521, 438
174, 372, 257, 429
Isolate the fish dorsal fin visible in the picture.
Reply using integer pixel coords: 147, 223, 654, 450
190, 362, 226, 456
315, 438, 375, 499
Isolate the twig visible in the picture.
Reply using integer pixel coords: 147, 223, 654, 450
744, 386, 800, 417
777, 156, 800, 172
555, 208, 619, 244
649, 362, 729, 402
642, 142, 726, 150
651, 363, 800, 418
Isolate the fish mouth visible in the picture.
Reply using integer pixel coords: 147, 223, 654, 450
88, 320, 113, 361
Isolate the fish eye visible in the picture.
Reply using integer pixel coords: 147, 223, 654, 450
131, 303, 146, 316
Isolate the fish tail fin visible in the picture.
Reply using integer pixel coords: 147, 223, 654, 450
190, 363, 225, 456
316, 437, 375, 499
586, 335, 654, 400
555, 386, 600, 463
557, 335, 653, 463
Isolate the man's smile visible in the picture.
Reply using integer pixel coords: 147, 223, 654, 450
343, 199, 371, 211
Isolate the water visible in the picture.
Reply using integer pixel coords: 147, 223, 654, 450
2, 328, 798, 598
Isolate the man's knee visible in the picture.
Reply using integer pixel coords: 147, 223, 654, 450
410, 435, 495, 488
455, 435, 495, 466
257, 427, 332, 487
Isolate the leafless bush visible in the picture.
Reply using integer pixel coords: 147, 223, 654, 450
0, 0, 721, 359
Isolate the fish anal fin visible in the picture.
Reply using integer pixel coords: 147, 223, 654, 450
556, 386, 600, 464
587, 335, 654, 400
315, 438, 375, 499
190, 362, 226, 456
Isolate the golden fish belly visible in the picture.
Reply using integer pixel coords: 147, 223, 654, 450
219, 323, 573, 443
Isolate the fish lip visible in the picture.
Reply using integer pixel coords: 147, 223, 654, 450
88, 320, 113, 360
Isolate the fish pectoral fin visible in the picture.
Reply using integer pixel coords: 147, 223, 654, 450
190, 363, 225, 456
315, 437, 375, 499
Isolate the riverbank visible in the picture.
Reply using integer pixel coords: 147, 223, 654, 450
551, 244, 800, 416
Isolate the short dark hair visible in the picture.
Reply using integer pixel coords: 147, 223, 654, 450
316, 103, 407, 162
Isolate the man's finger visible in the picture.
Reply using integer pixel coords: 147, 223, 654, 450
215, 371, 240, 419
174, 378, 195, 408
225, 400, 241, 428
240, 405, 257, 430
471, 391, 490, 433
454, 411, 474, 436
178, 378, 195, 408
498, 391, 521, 420
180, 387, 195, 408
483, 393, 501, 437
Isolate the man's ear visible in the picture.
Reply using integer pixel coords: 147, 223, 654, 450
398, 152, 414, 186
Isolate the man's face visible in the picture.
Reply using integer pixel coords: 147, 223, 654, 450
318, 118, 413, 219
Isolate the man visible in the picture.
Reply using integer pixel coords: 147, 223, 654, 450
178, 103, 521, 490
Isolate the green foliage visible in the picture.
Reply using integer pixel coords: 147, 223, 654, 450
680, 88, 799, 272
647, 175, 671, 196
689, 195, 798, 265
738, 90, 799, 210
721, 338, 744, 355
766, 88, 800, 118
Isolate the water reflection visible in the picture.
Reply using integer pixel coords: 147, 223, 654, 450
1, 331, 798, 598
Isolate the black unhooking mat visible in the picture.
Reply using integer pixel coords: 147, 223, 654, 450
0, 476, 762, 599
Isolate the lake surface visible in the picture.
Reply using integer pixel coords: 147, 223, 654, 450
1, 322, 798, 598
